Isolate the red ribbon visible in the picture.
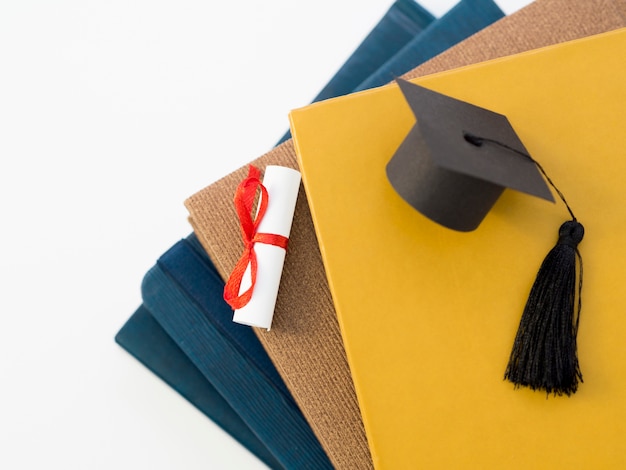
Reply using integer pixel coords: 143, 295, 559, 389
223, 165, 289, 310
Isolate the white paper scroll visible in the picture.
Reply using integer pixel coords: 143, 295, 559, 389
232, 165, 301, 330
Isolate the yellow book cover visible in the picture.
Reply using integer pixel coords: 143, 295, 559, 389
290, 28, 626, 469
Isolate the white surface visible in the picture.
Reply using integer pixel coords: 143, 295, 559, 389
233, 166, 301, 330
0, 1, 531, 469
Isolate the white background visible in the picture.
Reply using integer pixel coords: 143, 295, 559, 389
0, 1, 530, 468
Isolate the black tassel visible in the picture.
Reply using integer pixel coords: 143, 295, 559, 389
504, 220, 584, 396
462, 132, 586, 396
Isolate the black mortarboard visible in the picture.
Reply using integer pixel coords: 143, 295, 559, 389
386, 78, 586, 396
386, 78, 554, 232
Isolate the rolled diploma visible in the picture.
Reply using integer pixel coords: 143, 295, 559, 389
232, 165, 301, 330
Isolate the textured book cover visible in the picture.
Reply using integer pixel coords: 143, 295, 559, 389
290, 28, 626, 468
142, 238, 333, 469
115, 305, 284, 469
354, 0, 504, 91
185, 1, 626, 468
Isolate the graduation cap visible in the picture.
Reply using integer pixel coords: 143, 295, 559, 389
387, 78, 555, 232
387, 78, 585, 396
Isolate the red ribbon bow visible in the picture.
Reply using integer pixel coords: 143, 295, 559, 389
223, 165, 289, 310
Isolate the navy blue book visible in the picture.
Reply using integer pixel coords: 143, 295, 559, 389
276, 0, 435, 144
115, 306, 284, 470
142, 238, 333, 469
354, 0, 504, 91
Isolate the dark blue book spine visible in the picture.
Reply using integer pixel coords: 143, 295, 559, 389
115, 306, 284, 469
355, 0, 504, 91
142, 241, 333, 469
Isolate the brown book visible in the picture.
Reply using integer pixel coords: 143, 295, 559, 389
185, 1, 626, 468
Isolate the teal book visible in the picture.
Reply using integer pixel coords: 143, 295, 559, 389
141, 237, 333, 469
115, 305, 284, 469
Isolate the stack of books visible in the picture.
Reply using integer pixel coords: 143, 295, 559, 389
117, 1, 626, 467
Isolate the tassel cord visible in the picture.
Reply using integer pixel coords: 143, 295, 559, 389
464, 131, 583, 321
463, 132, 576, 220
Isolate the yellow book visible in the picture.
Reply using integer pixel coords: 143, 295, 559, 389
290, 28, 626, 469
